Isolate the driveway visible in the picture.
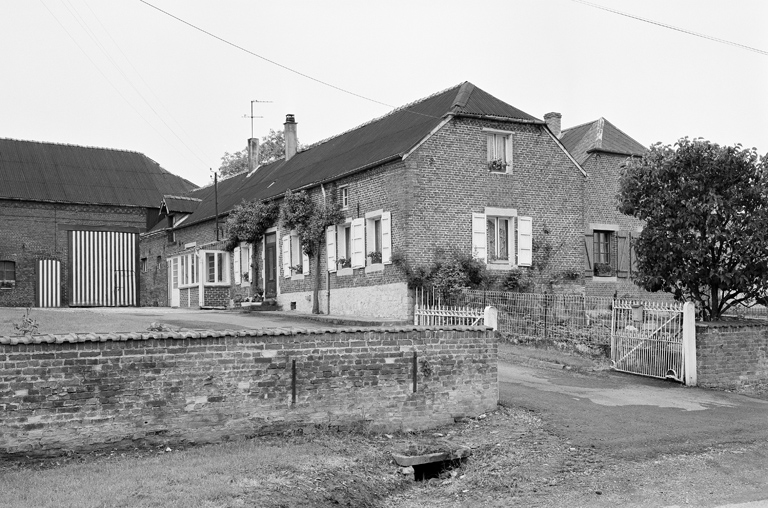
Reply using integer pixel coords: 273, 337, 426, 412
499, 361, 768, 460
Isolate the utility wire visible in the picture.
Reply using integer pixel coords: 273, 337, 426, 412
137, 0, 440, 120
570, 0, 768, 57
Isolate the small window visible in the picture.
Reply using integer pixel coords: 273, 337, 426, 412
486, 132, 512, 173
340, 187, 349, 210
156, 255, 162, 268
0, 260, 15, 289
205, 252, 227, 283
141, 258, 148, 273
593, 231, 614, 277
167, 230, 176, 244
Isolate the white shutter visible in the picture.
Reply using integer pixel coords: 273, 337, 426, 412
351, 218, 365, 268
282, 235, 291, 278
302, 251, 310, 275
326, 226, 337, 272
517, 216, 533, 267
233, 246, 241, 284
381, 212, 392, 264
471, 213, 487, 262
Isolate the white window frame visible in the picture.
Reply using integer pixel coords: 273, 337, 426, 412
176, 252, 199, 288
471, 208, 531, 270
340, 185, 349, 210
201, 250, 229, 286
332, 219, 354, 276
483, 128, 513, 175
283, 232, 309, 280
364, 209, 392, 273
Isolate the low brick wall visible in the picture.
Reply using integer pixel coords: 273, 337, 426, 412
696, 321, 768, 397
0, 326, 497, 457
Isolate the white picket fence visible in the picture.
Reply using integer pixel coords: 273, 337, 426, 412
413, 288, 497, 329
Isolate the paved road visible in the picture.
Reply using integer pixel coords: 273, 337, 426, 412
499, 361, 768, 460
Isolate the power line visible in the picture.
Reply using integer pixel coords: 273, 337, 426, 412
138, 0, 397, 109
570, 0, 768, 57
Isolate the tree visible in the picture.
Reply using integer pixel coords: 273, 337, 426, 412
618, 138, 768, 320
279, 190, 343, 314
217, 129, 292, 179
225, 200, 279, 295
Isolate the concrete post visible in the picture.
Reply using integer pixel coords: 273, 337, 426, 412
682, 302, 697, 386
484, 306, 498, 331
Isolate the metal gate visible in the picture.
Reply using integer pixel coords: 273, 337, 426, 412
611, 300, 685, 382
36, 259, 61, 307
68, 230, 138, 306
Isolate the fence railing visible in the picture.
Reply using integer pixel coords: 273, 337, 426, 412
414, 288, 485, 327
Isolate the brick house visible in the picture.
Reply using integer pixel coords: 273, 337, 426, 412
140, 82, 587, 318
0, 138, 196, 307
553, 115, 662, 299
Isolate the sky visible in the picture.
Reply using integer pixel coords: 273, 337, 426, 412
2, 0, 766, 187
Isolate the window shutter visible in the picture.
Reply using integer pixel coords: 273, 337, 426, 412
505, 135, 513, 171
302, 251, 310, 275
233, 247, 241, 284
617, 232, 629, 278
351, 218, 365, 268
282, 235, 291, 278
517, 216, 532, 267
486, 135, 492, 163
584, 230, 594, 276
629, 232, 638, 275
381, 212, 392, 264
471, 213, 487, 262
326, 226, 337, 272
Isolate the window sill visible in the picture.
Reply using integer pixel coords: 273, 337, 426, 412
0, 287, 15, 291
291, 274, 305, 281
591, 276, 617, 283
364, 263, 384, 274
486, 262, 512, 271
203, 282, 230, 287
337, 268, 353, 277
489, 170, 512, 176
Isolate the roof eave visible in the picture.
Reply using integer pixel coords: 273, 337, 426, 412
586, 148, 644, 158
452, 112, 545, 125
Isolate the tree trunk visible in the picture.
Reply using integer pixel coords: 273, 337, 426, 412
312, 251, 321, 314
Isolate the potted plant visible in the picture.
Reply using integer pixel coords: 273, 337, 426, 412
368, 251, 382, 264
291, 264, 303, 275
337, 257, 351, 269
488, 159, 507, 172
593, 262, 614, 277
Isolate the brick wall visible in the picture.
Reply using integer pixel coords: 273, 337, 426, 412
0, 326, 497, 457
0, 199, 147, 307
695, 321, 768, 397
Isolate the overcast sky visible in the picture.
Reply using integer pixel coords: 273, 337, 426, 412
2, 0, 766, 187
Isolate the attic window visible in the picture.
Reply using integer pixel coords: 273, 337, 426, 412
483, 128, 513, 174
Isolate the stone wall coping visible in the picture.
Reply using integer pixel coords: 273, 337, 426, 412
695, 320, 768, 330
0, 325, 493, 345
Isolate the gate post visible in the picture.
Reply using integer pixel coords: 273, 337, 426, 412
484, 306, 498, 331
682, 302, 697, 386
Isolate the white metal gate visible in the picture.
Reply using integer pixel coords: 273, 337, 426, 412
68, 230, 138, 306
611, 300, 686, 381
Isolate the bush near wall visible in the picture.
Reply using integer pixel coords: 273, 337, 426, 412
0, 326, 497, 458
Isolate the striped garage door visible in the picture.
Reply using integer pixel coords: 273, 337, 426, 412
36, 259, 61, 308
68, 230, 138, 306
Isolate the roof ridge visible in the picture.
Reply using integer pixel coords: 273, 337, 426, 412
298, 82, 465, 153
0, 137, 145, 156
599, 117, 646, 151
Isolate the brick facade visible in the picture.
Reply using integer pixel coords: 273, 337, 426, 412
0, 199, 147, 307
695, 321, 768, 398
0, 326, 497, 457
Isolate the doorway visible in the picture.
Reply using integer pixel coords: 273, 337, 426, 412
265, 233, 277, 298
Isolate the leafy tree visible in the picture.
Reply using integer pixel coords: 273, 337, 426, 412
279, 190, 343, 314
225, 200, 279, 295
218, 129, 293, 179
618, 138, 768, 320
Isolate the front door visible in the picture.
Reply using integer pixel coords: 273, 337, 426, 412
265, 233, 277, 298
168, 258, 180, 307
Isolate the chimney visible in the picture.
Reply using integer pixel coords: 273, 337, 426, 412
248, 137, 259, 172
284, 114, 297, 161
544, 112, 562, 139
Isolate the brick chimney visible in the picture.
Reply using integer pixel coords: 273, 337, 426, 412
248, 137, 259, 172
284, 114, 297, 161
544, 112, 562, 139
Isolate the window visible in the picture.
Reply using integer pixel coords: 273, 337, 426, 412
485, 130, 513, 173
176, 253, 198, 286
340, 186, 349, 210
167, 230, 176, 244
584, 225, 627, 279
141, 258, 148, 273
471, 210, 531, 269
364, 210, 392, 267
282, 233, 309, 278
328, 222, 353, 272
0, 261, 15, 289
204, 251, 227, 284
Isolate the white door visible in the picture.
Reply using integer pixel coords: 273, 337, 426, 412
168, 258, 180, 307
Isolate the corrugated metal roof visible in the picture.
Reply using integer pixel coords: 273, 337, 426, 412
561, 118, 645, 164
162, 195, 202, 214
178, 82, 539, 229
0, 138, 197, 207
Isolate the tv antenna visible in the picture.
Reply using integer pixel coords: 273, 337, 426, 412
243, 100, 272, 139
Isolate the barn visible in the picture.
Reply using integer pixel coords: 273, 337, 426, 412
0, 138, 196, 307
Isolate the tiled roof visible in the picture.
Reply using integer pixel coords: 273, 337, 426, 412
178, 82, 541, 229
0, 138, 197, 207
560, 118, 645, 164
